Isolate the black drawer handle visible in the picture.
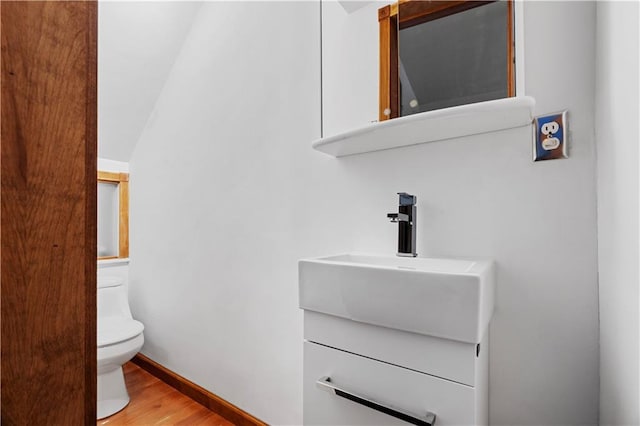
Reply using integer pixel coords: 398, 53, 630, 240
316, 376, 436, 426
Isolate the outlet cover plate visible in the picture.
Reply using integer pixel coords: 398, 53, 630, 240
533, 111, 568, 161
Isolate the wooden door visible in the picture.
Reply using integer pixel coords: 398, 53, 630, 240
1, 1, 97, 423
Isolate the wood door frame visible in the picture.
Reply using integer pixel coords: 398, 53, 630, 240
378, 0, 515, 120
1, 1, 98, 423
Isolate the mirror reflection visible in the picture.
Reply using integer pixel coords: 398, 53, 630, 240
398, 1, 513, 116
321, 0, 514, 136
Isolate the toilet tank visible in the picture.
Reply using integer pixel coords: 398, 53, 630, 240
97, 276, 133, 319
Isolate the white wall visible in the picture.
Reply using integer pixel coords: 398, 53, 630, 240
98, 1, 201, 162
489, 4, 599, 423
98, 158, 129, 174
596, 2, 640, 425
129, 2, 599, 425
129, 3, 321, 423
322, 0, 382, 135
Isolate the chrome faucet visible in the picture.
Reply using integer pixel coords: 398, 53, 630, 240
387, 192, 417, 257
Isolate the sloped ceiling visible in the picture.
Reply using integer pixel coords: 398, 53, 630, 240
337, 1, 374, 14
98, 1, 202, 162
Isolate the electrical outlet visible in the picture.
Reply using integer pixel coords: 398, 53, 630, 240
533, 111, 568, 161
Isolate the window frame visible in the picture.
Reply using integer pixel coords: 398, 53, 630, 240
378, 0, 515, 121
97, 171, 129, 260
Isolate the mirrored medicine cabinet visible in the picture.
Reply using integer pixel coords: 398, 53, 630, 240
321, 0, 515, 137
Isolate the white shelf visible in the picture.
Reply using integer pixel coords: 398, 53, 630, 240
98, 258, 130, 266
313, 96, 535, 157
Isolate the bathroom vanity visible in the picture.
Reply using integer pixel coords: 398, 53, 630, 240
299, 254, 495, 425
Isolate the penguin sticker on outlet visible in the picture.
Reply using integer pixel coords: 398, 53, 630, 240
533, 111, 568, 161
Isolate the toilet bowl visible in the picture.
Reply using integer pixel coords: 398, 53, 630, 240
97, 276, 144, 420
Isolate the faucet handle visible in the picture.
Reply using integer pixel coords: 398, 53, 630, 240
387, 212, 409, 223
398, 192, 416, 206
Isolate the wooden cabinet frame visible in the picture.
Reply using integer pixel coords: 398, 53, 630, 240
378, 0, 515, 121
98, 171, 129, 259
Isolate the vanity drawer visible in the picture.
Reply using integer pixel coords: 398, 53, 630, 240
304, 342, 478, 426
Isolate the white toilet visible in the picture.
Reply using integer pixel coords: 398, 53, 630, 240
97, 275, 144, 420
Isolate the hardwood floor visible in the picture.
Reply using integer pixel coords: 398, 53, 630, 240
98, 363, 235, 425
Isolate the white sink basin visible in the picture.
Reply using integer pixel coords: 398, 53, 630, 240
298, 254, 495, 344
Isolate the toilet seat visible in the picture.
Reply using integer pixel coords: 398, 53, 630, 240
98, 317, 144, 347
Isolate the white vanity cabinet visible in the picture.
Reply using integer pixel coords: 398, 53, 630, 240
298, 254, 495, 426
302, 312, 489, 426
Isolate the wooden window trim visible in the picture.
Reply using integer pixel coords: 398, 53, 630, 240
98, 171, 129, 259
378, 4, 399, 121
378, 0, 515, 121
